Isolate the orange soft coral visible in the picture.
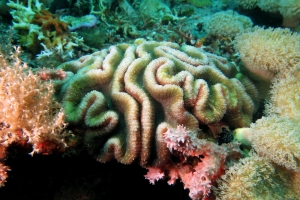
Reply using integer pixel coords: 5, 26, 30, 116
0, 47, 69, 187
0, 47, 67, 156
32, 10, 69, 35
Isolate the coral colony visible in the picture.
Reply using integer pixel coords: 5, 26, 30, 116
0, 0, 300, 199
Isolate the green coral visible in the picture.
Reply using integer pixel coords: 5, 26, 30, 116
187, 0, 212, 7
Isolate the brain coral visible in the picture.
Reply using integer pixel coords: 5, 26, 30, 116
55, 39, 258, 166
203, 10, 253, 37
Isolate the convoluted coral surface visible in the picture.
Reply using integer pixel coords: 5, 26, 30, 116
55, 39, 258, 166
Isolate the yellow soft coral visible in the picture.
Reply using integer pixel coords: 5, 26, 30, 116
233, 75, 300, 171
235, 0, 259, 9
250, 116, 300, 170
235, 27, 300, 74
235, 0, 300, 29
265, 67, 300, 119
223, 23, 300, 200
204, 10, 253, 37
232, 63, 300, 171
257, 0, 280, 13
215, 151, 299, 200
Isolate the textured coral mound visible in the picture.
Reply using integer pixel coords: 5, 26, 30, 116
55, 39, 258, 166
204, 10, 253, 37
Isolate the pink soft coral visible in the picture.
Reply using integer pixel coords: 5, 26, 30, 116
145, 125, 242, 200
144, 167, 165, 185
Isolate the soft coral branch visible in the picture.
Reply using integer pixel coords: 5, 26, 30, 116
145, 125, 243, 200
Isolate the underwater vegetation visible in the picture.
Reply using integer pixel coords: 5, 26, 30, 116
0, 0, 300, 199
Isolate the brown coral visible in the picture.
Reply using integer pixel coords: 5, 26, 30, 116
33, 10, 69, 35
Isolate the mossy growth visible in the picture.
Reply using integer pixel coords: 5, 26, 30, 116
187, 0, 212, 7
